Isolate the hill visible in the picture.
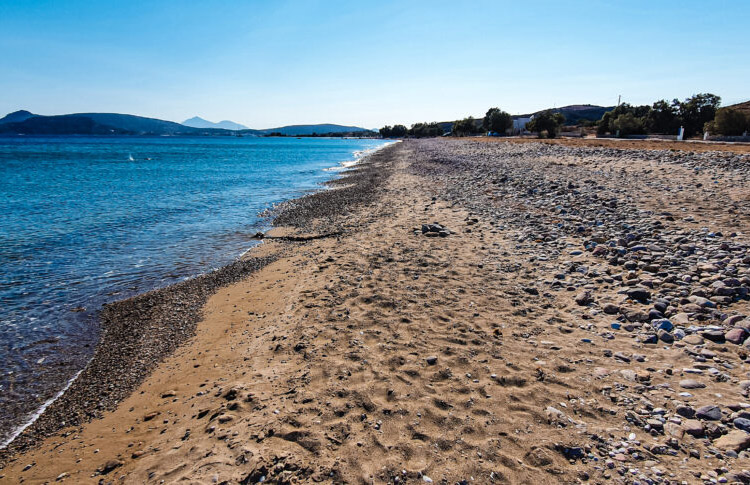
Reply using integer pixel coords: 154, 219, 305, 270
247, 124, 372, 136
727, 100, 750, 115
0, 110, 36, 125
0, 110, 373, 136
182, 116, 249, 131
0, 111, 230, 136
518, 104, 614, 125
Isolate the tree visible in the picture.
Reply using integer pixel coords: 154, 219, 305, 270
712, 108, 749, 136
597, 103, 650, 135
482, 107, 512, 134
526, 110, 565, 138
408, 122, 444, 138
646, 100, 679, 134
676, 93, 721, 137
612, 113, 646, 136
452, 117, 481, 136
380, 124, 407, 138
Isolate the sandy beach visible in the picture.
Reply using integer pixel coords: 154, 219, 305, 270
4, 138, 750, 484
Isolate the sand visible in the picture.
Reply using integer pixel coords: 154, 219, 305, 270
4, 138, 750, 484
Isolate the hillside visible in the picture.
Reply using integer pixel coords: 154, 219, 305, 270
0, 111, 229, 136
519, 104, 614, 125
0, 110, 373, 136
248, 124, 372, 136
727, 100, 750, 115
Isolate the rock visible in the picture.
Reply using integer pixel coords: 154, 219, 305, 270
696, 405, 722, 421
161, 390, 177, 398
672, 313, 691, 325
725, 327, 748, 345
676, 405, 695, 419
700, 330, 725, 343
664, 422, 684, 438
734, 417, 750, 432
658, 329, 674, 343
652, 319, 673, 331
575, 291, 593, 306
613, 352, 631, 363
602, 303, 620, 315
425, 356, 438, 365
627, 287, 651, 301
683, 419, 704, 437
679, 379, 705, 389
682, 334, 704, 345
99, 460, 123, 475
714, 430, 750, 452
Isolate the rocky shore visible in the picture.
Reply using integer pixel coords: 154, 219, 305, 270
4, 138, 750, 484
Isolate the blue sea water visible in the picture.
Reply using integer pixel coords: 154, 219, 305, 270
0, 136, 391, 441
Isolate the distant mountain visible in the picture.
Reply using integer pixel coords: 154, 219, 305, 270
251, 124, 372, 136
0, 110, 373, 136
0, 111, 231, 136
182, 116, 248, 131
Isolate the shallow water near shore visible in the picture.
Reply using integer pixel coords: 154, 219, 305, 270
0, 135, 390, 443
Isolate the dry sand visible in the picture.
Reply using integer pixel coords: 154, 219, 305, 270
4, 139, 750, 484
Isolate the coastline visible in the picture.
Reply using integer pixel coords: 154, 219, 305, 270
3, 138, 750, 483
0, 141, 395, 459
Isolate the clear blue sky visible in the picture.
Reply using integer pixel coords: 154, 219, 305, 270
1, 0, 747, 128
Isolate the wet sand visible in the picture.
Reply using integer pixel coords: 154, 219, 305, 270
4, 138, 750, 483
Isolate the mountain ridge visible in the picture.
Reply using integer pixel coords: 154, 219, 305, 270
0, 110, 374, 136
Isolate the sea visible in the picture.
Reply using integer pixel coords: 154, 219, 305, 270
0, 135, 392, 445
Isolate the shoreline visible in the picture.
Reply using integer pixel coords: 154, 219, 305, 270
4, 138, 750, 483
0, 141, 396, 460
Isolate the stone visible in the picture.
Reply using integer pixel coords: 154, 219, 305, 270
99, 460, 124, 475
714, 430, 750, 452
664, 422, 684, 439
680, 379, 705, 389
676, 405, 695, 418
575, 291, 593, 306
700, 330, 725, 343
725, 327, 748, 345
683, 419, 704, 437
658, 329, 674, 343
696, 405, 722, 421
603, 303, 620, 315
734, 417, 750, 432
682, 334, 704, 345
425, 356, 438, 365
627, 287, 651, 301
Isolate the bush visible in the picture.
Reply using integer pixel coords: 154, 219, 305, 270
713, 108, 749, 136
482, 107, 512, 134
527, 110, 565, 138
408, 122, 444, 138
452, 117, 481, 136
612, 113, 646, 136
379, 124, 407, 138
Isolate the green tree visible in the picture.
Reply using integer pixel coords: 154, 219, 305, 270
379, 125, 392, 137
452, 117, 481, 136
597, 103, 650, 135
482, 107, 512, 134
527, 110, 565, 138
676, 93, 721, 137
712, 108, 749, 136
612, 113, 646, 136
408, 122, 444, 138
646, 100, 679, 134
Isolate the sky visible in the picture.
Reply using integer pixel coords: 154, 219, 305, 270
1, 0, 748, 129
